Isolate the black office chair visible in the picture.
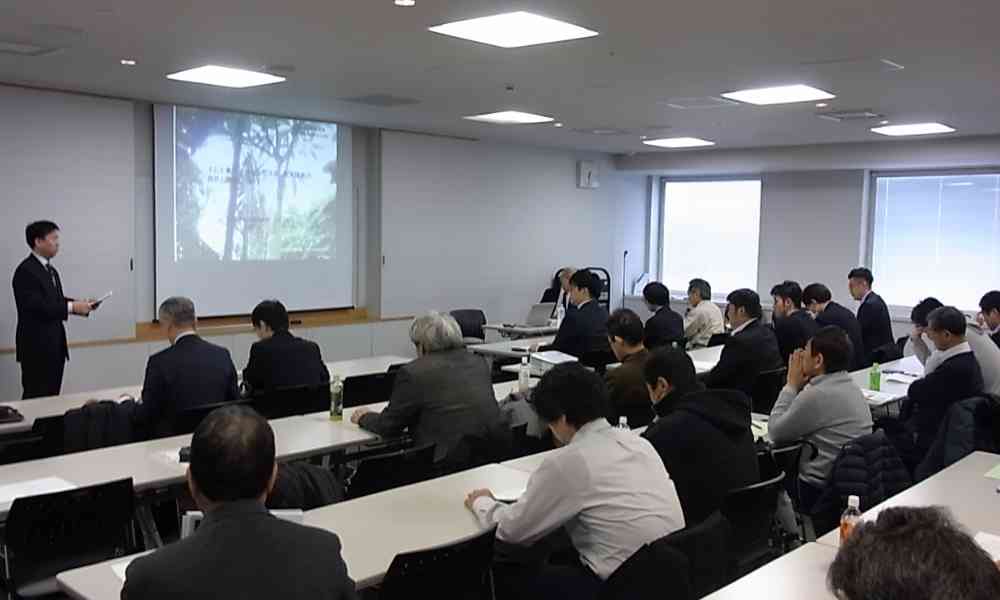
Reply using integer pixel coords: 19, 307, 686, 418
450, 309, 488, 345
251, 383, 330, 420
580, 340, 617, 374
600, 536, 692, 600
342, 371, 398, 409
583, 267, 612, 312
171, 399, 253, 436
707, 333, 729, 347
720, 471, 786, 576
751, 367, 788, 414
662, 511, 734, 597
4, 478, 139, 598
345, 444, 436, 499
379, 527, 497, 600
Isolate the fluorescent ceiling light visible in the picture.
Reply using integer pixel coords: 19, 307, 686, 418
429, 11, 598, 48
394, 0, 415, 5
463, 110, 554, 124
721, 84, 835, 105
166, 65, 286, 88
642, 137, 716, 148
870, 122, 956, 136
120, 59, 136, 66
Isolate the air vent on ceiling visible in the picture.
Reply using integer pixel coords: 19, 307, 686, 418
816, 109, 883, 122
661, 96, 739, 109
340, 94, 421, 107
0, 40, 61, 57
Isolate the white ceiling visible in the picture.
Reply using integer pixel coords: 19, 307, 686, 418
2, 0, 1000, 154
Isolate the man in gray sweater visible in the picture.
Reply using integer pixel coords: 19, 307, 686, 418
769, 326, 873, 510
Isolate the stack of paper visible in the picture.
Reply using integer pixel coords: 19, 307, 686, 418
863, 390, 901, 406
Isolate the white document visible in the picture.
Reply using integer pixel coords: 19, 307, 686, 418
111, 558, 136, 582
884, 374, 918, 384
975, 532, 1000, 560
0, 476, 75, 505
863, 390, 901, 406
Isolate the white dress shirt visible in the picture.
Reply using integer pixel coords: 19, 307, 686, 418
33, 251, 73, 315
471, 419, 685, 580
683, 300, 726, 348
730, 317, 758, 336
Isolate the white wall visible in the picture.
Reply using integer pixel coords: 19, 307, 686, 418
379, 131, 648, 322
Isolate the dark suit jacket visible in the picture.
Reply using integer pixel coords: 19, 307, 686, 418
704, 319, 783, 397
242, 331, 330, 392
12, 255, 70, 364
122, 500, 357, 600
137, 335, 239, 438
548, 300, 609, 358
989, 330, 999, 349
857, 292, 895, 364
605, 349, 654, 427
772, 310, 819, 365
816, 302, 868, 370
644, 306, 685, 350
358, 348, 500, 461
905, 350, 984, 450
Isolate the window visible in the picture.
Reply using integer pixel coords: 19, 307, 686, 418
660, 179, 761, 298
872, 173, 1000, 311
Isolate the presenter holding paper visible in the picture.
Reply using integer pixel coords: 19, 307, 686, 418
12, 221, 99, 398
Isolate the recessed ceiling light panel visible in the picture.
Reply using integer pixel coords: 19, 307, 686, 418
463, 110, 554, 124
721, 84, 835, 105
166, 65, 286, 88
870, 122, 955, 136
429, 11, 598, 48
642, 137, 716, 148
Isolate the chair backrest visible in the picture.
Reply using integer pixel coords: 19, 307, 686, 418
343, 371, 398, 408
5, 478, 138, 590
720, 472, 785, 574
751, 368, 788, 414
380, 527, 496, 600
251, 383, 330, 419
871, 341, 904, 365
346, 443, 437, 499
661, 511, 734, 597
450, 309, 487, 341
172, 399, 253, 436
584, 266, 612, 311
580, 347, 617, 374
601, 536, 692, 600
707, 333, 729, 348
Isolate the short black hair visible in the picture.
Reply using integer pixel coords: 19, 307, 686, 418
643, 282, 670, 307
25, 221, 59, 249
607, 309, 644, 346
910, 297, 944, 327
643, 348, 700, 398
808, 326, 852, 373
847, 267, 874, 286
190, 405, 276, 503
532, 363, 609, 428
828, 506, 1000, 600
927, 306, 967, 336
802, 283, 832, 305
569, 270, 602, 299
980, 291, 1000, 315
251, 300, 290, 332
688, 278, 712, 301
770, 280, 803, 308
726, 288, 763, 319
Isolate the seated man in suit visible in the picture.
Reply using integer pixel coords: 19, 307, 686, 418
641, 282, 684, 349
704, 289, 783, 397
642, 348, 759, 525
123, 405, 357, 600
242, 299, 330, 393
351, 311, 500, 462
768, 326, 873, 511
770, 280, 819, 364
540, 270, 610, 358
683, 278, 725, 348
980, 290, 1000, 348
909, 297, 1000, 397
605, 309, 653, 427
465, 363, 684, 598
802, 283, 867, 370
848, 267, 895, 364
136, 297, 239, 438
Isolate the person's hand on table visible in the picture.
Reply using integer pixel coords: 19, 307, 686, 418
465, 489, 495, 510
350, 407, 371, 424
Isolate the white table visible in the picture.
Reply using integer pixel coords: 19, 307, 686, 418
469, 336, 554, 360
483, 323, 559, 338
817, 450, 1000, 548
325, 355, 412, 380
503, 447, 560, 474
702, 543, 837, 599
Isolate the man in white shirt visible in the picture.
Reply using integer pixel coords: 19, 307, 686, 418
909, 297, 1000, 396
683, 278, 725, 348
465, 363, 684, 599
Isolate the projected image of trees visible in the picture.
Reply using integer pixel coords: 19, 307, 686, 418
174, 107, 339, 261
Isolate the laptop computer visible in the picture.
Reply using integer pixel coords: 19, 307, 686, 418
524, 302, 556, 327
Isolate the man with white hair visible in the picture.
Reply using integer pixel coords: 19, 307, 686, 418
351, 311, 500, 462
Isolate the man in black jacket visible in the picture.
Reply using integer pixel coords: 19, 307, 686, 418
803, 282, 867, 370
642, 348, 759, 525
12, 221, 97, 398
136, 297, 239, 438
848, 267, 895, 364
704, 289, 783, 397
770, 280, 819, 364
542, 270, 609, 358
123, 405, 357, 600
242, 300, 330, 393
980, 291, 1000, 348
641, 282, 684, 350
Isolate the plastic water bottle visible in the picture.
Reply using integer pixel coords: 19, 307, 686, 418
617, 416, 630, 431
518, 356, 531, 393
556, 304, 566, 327
839, 495, 862, 543
869, 363, 881, 392
329, 375, 343, 421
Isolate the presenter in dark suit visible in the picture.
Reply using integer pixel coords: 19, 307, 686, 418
642, 282, 685, 349
704, 289, 783, 397
123, 405, 357, 600
243, 300, 329, 393
979, 291, 1000, 348
540, 270, 609, 358
803, 282, 868, 370
848, 267, 895, 364
136, 297, 239, 438
12, 221, 97, 399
